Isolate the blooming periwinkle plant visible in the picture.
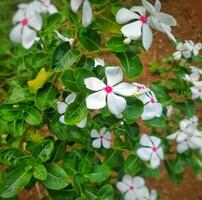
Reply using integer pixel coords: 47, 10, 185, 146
0, 0, 202, 199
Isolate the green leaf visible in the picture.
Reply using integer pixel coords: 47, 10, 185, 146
0, 148, 24, 166
52, 42, 80, 72
116, 52, 143, 79
77, 28, 101, 51
63, 156, 77, 176
8, 119, 27, 137
88, 165, 111, 183
32, 139, 55, 162
144, 115, 166, 128
42, 163, 69, 190
5, 85, 33, 104
125, 155, 142, 175
78, 158, 91, 174
45, 13, 63, 31
0, 167, 32, 198
24, 107, 42, 126
73, 174, 88, 194
35, 83, 57, 109
64, 95, 88, 125
61, 69, 80, 92
106, 37, 126, 52
98, 184, 114, 200
123, 97, 143, 122
33, 163, 47, 181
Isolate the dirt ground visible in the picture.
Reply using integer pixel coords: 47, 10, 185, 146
18, 0, 202, 199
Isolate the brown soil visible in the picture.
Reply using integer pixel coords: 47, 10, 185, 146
17, 0, 202, 199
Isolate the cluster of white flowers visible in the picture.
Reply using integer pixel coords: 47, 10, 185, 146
173, 40, 202, 60
84, 66, 163, 119
57, 93, 87, 128
70, 0, 92, 27
10, 0, 57, 49
90, 127, 112, 149
137, 134, 164, 169
167, 116, 202, 154
117, 175, 158, 200
183, 66, 202, 100
116, 0, 177, 50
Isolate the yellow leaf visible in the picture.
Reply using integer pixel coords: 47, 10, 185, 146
27, 68, 53, 94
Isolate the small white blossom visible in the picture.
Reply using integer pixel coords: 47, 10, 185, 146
137, 90, 162, 120
90, 127, 111, 149
117, 175, 147, 200
166, 105, 173, 117
70, 0, 92, 27
137, 134, 164, 169
39, 0, 58, 14
191, 81, 202, 100
143, 187, 158, 200
57, 93, 87, 128
116, 0, 176, 50
94, 58, 105, 68
10, 8, 42, 49
84, 66, 136, 116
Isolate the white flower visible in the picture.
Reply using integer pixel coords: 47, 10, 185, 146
191, 81, 202, 100
116, 175, 147, 200
137, 90, 162, 120
173, 42, 192, 60
70, 0, 92, 27
166, 105, 173, 117
10, 7, 42, 49
116, 0, 176, 50
57, 93, 87, 128
137, 134, 164, 169
132, 83, 149, 96
84, 66, 135, 116
185, 40, 202, 56
39, 0, 58, 14
143, 188, 158, 200
54, 30, 74, 45
90, 127, 111, 149
94, 58, 105, 68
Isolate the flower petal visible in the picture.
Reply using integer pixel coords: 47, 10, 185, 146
65, 93, 77, 105
116, 8, 139, 24
59, 115, 66, 124
156, 13, 177, 26
140, 134, 153, 147
154, 0, 161, 13
177, 141, 188, 154
22, 26, 37, 49
156, 147, 164, 160
130, 6, 146, 16
123, 174, 133, 185
84, 77, 106, 91
137, 147, 152, 161
141, 0, 156, 16
10, 24, 22, 43
113, 83, 136, 96
29, 14, 43, 31
92, 138, 101, 148
121, 21, 142, 40
150, 136, 161, 147
91, 129, 99, 138
107, 93, 126, 115
105, 66, 123, 86
57, 102, 67, 114
141, 103, 157, 120
86, 91, 107, 109
125, 191, 137, 200
102, 139, 111, 149
76, 117, 87, 128
13, 9, 25, 24
70, 0, 83, 13
133, 176, 145, 188
116, 182, 128, 194
48, 5, 58, 14
104, 131, 112, 140
150, 153, 160, 169
82, 0, 93, 27
142, 24, 153, 50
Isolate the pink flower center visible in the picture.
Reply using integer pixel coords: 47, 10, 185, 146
140, 16, 148, 24
150, 98, 156, 104
152, 146, 158, 152
20, 18, 29, 26
99, 134, 104, 140
104, 85, 113, 93
137, 86, 143, 91
198, 89, 202, 93
129, 185, 135, 190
